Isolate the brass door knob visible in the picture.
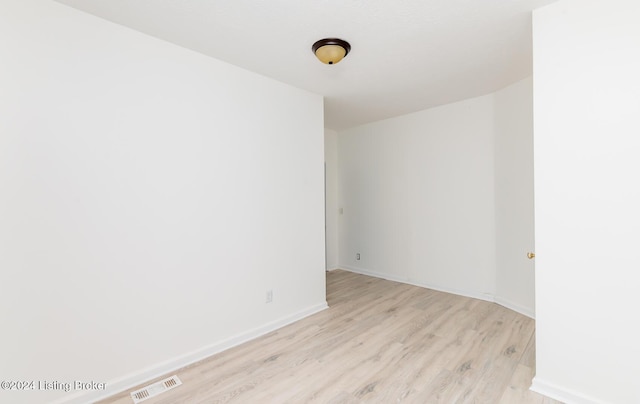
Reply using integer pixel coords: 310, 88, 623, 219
527, 252, 535, 259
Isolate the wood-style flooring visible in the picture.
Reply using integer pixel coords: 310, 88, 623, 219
99, 270, 561, 404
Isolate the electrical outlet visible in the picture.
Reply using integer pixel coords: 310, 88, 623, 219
356, 253, 361, 261
266, 290, 273, 303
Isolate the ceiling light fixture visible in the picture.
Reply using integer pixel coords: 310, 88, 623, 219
312, 38, 351, 65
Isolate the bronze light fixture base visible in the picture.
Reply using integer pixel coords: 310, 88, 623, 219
312, 38, 351, 65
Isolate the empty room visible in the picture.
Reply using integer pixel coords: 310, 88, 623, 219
1, 1, 638, 404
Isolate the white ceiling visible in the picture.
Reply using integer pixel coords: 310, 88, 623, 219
54, 0, 555, 130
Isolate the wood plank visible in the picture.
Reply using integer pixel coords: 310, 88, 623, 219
97, 270, 561, 404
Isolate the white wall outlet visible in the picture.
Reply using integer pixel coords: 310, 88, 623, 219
356, 253, 361, 260
266, 289, 273, 303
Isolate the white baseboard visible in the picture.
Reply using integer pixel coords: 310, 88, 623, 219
54, 302, 329, 404
494, 296, 535, 319
531, 376, 606, 404
325, 266, 341, 271
340, 265, 494, 303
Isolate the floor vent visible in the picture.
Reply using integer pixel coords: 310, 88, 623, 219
130, 375, 182, 403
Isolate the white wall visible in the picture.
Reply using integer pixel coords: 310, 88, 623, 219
324, 129, 339, 270
337, 95, 497, 300
532, 1, 640, 403
336, 78, 536, 315
494, 77, 536, 317
0, 1, 326, 403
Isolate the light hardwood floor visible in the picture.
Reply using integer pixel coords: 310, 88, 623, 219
99, 270, 561, 404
